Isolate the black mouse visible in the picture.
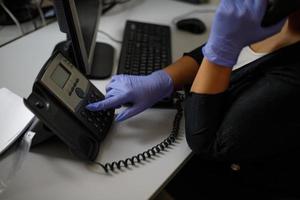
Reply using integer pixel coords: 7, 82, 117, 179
176, 18, 206, 34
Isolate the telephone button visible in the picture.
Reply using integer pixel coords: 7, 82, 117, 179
97, 112, 103, 117
75, 87, 85, 98
87, 117, 93, 123
106, 112, 112, 117
88, 111, 96, 117
80, 111, 87, 118
95, 117, 101, 122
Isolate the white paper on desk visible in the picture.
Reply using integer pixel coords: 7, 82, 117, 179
0, 88, 34, 154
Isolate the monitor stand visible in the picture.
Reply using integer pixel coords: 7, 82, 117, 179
52, 41, 114, 79
88, 42, 114, 79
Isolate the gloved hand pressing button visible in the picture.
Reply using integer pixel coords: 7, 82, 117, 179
86, 70, 174, 122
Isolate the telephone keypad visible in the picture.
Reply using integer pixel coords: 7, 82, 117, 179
84, 109, 114, 138
77, 88, 114, 140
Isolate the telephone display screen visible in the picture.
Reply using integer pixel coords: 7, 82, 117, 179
51, 64, 71, 88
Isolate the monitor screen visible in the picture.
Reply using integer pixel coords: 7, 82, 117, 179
75, 0, 100, 60
54, 0, 114, 79
75, 0, 99, 55
54, 0, 102, 75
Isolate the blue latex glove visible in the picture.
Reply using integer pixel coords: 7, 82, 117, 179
86, 70, 174, 122
203, 0, 285, 67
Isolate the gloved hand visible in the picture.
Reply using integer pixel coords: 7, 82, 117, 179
86, 70, 174, 122
203, 0, 285, 67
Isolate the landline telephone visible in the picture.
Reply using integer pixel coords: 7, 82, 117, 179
24, 52, 183, 172
24, 52, 115, 161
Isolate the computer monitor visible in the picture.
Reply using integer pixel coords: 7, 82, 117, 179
53, 0, 114, 79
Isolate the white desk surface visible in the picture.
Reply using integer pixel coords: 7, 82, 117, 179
0, 0, 216, 199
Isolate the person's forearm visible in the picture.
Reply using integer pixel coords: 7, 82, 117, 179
164, 56, 200, 89
191, 58, 232, 94
185, 58, 232, 156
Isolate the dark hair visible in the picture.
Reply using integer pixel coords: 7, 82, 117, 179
289, 11, 300, 32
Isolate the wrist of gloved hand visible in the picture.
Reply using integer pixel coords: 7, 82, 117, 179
151, 70, 174, 99
184, 91, 227, 156
202, 36, 242, 67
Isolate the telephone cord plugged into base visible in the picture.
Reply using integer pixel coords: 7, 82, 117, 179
94, 93, 184, 173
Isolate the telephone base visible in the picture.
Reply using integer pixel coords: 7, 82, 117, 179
30, 117, 55, 146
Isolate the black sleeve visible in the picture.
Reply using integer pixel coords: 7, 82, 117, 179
184, 92, 228, 160
183, 45, 205, 66
182, 45, 206, 93
184, 69, 300, 163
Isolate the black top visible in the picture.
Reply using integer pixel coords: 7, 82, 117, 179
183, 41, 300, 163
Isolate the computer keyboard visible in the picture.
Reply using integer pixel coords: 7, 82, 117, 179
118, 20, 172, 75
117, 20, 174, 107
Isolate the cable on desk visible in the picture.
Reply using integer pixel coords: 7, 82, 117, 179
94, 93, 184, 173
102, 0, 131, 15
34, 0, 47, 26
97, 30, 122, 43
0, 19, 56, 48
0, 1, 24, 35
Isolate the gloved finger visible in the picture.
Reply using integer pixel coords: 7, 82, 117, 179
115, 105, 122, 109
110, 77, 117, 83
105, 75, 123, 92
115, 104, 146, 122
105, 80, 124, 93
250, 0, 268, 19
105, 84, 113, 93
86, 94, 128, 111
105, 92, 114, 99
105, 88, 123, 98
110, 75, 121, 82
105, 81, 117, 93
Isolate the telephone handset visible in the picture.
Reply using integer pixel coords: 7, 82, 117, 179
24, 52, 115, 161
262, 0, 300, 27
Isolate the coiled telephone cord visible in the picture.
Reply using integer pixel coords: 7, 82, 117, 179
94, 94, 184, 173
